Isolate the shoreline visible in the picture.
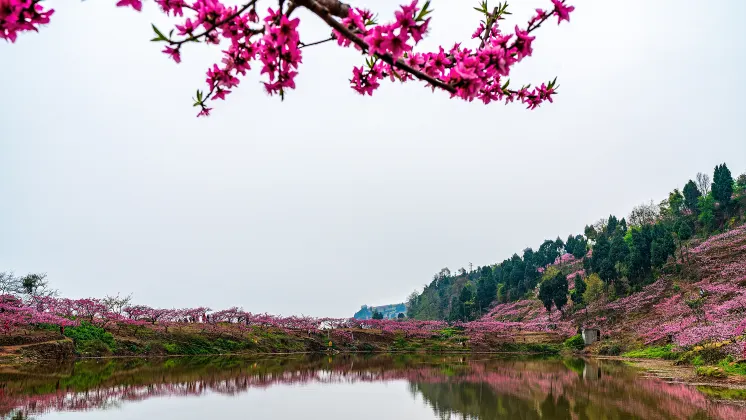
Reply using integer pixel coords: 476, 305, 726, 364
595, 355, 746, 390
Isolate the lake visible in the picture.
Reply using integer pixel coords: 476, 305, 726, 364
1, 354, 745, 419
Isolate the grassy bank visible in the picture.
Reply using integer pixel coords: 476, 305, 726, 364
0, 322, 563, 366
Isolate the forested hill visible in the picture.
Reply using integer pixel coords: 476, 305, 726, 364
406, 163, 746, 322
353, 303, 406, 320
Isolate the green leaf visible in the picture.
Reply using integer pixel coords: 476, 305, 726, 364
416, 1, 432, 21
151, 24, 167, 42
501, 79, 510, 90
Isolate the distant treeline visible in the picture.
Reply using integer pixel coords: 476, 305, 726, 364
353, 303, 407, 320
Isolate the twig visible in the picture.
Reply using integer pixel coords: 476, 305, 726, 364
479, 7, 499, 49
171, 0, 261, 46
299, 36, 336, 49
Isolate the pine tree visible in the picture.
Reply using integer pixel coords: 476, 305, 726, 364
712, 163, 734, 208
683, 180, 701, 214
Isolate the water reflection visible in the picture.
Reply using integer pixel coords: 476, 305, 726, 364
0, 354, 743, 419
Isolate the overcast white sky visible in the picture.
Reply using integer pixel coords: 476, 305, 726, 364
1, 0, 745, 317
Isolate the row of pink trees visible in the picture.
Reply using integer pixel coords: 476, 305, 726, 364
2, 292, 570, 341
2, 0, 574, 116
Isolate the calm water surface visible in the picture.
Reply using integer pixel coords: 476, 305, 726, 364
1, 354, 745, 419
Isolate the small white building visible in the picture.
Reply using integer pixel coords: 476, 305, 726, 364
581, 328, 601, 345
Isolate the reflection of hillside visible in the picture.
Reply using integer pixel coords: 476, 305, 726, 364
411, 359, 745, 420
0, 355, 744, 420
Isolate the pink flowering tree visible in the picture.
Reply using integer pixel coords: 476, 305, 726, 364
2, 0, 574, 116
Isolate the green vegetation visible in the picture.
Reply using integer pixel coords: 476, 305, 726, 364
716, 356, 746, 376
563, 335, 585, 351
695, 366, 727, 379
622, 345, 677, 360
64, 322, 117, 355
598, 343, 622, 356
493, 342, 561, 354
697, 386, 746, 400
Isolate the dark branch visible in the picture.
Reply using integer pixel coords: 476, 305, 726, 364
295, 0, 456, 94
171, 0, 261, 46
299, 36, 336, 49
315, 0, 351, 19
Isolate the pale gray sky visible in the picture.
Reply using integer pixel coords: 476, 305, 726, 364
1, 0, 745, 317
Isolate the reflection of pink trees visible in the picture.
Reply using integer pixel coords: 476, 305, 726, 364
1, 357, 744, 420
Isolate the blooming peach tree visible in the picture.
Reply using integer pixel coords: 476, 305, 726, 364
1, 0, 574, 116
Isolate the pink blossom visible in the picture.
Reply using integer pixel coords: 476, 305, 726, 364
115, 0, 142, 12
163, 46, 181, 63
551, 0, 575, 24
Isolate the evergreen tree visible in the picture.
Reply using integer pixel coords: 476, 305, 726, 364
737, 174, 746, 191
683, 180, 702, 214
571, 275, 587, 308
522, 248, 540, 293
712, 163, 734, 208
676, 220, 693, 241
590, 235, 612, 280
584, 225, 598, 241
538, 271, 569, 316
698, 194, 716, 232
650, 225, 675, 268
668, 189, 684, 216
476, 267, 496, 312
607, 215, 619, 234
627, 225, 653, 287
538, 278, 555, 314
553, 274, 569, 315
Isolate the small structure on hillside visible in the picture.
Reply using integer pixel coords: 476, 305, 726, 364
581, 328, 601, 345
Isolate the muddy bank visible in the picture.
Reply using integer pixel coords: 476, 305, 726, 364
596, 356, 746, 390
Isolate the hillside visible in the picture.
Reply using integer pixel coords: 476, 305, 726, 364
353, 303, 406, 320
405, 163, 746, 357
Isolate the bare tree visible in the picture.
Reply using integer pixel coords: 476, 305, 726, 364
696, 172, 711, 196
628, 200, 660, 227
592, 218, 608, 235
103, 293, 134, 315
19, 273, 58, 299
0, 272, 22, 295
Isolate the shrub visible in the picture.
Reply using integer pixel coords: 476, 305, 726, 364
564, 334, 585, 351
163, 343, 180, 354
598, 344, 622, 356
696, 366, 727, 379
64, 322, 116, 354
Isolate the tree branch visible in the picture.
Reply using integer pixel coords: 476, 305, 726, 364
315, 0, 351, 19
479, 7, 499, 49
294, 0, 456, 94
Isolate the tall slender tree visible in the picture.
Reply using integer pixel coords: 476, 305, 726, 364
683, 180, 702, 214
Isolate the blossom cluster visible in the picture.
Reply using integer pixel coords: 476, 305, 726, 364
0, 0, 54, 42
4, 0, 574, 116
343, 0, 572, 107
